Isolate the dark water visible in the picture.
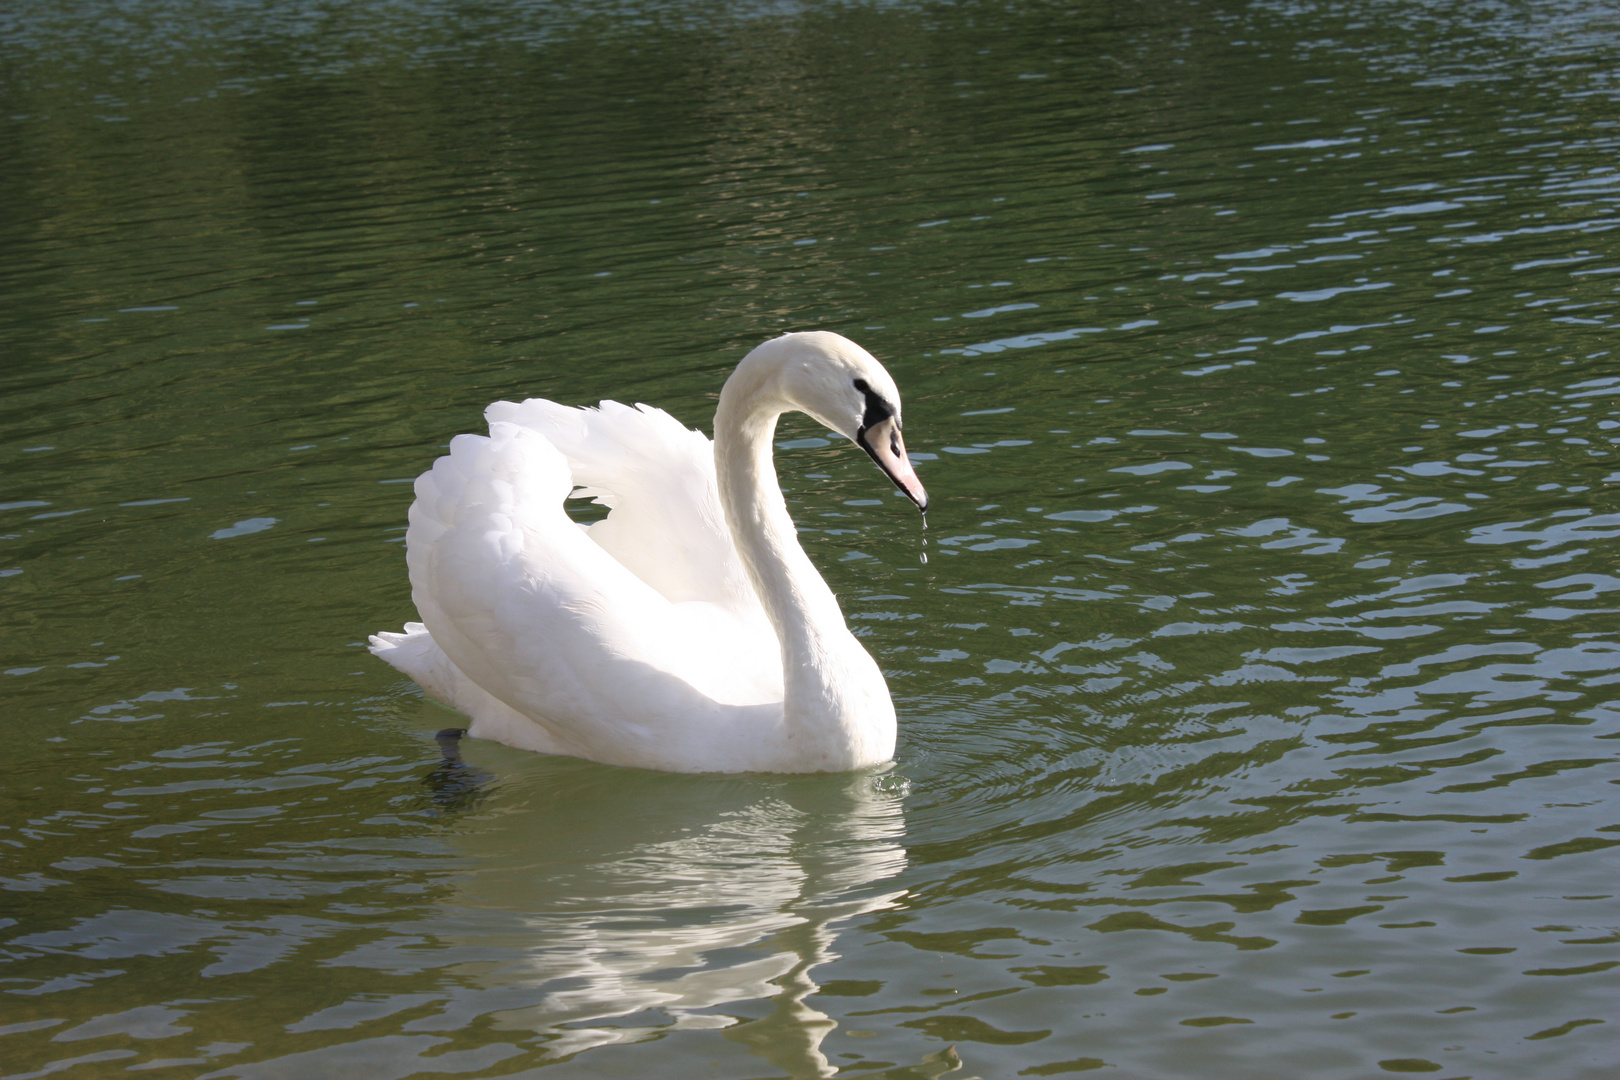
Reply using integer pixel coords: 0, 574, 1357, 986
2, 1, 1617, 1077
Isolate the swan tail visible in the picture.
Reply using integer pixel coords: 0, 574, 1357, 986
369, 621, 459, 703
369, 624, 571, 756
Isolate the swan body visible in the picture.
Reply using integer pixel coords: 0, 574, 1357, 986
370, 332, 927, 773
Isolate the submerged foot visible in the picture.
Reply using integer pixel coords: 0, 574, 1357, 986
423, 728, 488, 814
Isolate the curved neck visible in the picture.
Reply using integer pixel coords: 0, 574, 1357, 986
707, 341, 899, 770
713, 383, 849, 676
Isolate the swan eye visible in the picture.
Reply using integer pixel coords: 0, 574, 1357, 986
851, 377, 893, 431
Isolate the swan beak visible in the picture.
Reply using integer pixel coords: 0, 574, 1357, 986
857, 416, 929, 513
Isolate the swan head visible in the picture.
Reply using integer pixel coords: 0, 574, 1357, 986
737, 332, 929, 513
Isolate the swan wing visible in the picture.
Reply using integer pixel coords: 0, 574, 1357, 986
394, 421, 783, 770
483, 397, 758, 615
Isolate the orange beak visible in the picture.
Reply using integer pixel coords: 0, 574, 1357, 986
857, 415, 928, 513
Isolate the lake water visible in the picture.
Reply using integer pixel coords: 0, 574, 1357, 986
2, 1, 1617, 1077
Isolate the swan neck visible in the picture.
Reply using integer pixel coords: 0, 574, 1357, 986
714, 389, 846, 656
709, 340, 899, 770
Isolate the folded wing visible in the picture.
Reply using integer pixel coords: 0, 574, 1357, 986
484, 398, 759, 616
378, 417, 783, 771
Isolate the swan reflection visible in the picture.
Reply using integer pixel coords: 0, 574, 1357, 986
430, 743, 909, 1075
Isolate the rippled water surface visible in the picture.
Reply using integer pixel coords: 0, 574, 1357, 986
3, 1, 1618, 1077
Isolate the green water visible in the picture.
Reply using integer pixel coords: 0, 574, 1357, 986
3, 1, 1618, 1077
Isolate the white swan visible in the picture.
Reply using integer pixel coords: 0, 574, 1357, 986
370, 332, 928, 773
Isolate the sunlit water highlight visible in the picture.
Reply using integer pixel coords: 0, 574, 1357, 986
2, 1, 1617, 1077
